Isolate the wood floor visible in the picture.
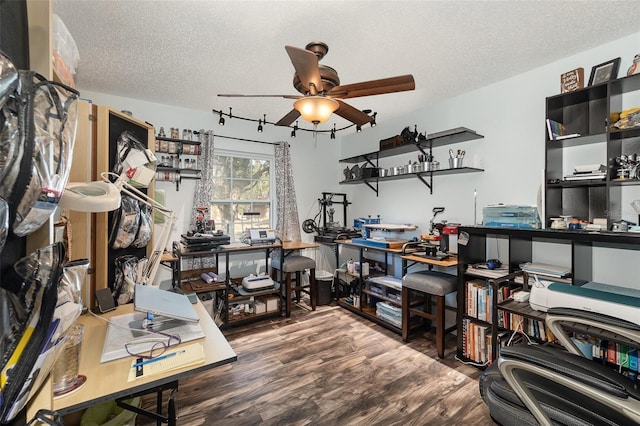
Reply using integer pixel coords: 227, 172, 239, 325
136, 301, 496, 425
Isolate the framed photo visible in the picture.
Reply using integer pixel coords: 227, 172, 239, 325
588, 58, 621, 86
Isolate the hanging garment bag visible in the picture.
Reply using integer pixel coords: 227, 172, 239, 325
0, 243, 65, 423
0, 50, 79, 238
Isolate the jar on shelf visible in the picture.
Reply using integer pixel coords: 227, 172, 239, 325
158, 127, 166, 138
628, 54, 640, 76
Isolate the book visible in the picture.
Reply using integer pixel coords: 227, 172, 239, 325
466, 265, 508, 279
563, 173, 606, 181
546, 119, 580, 140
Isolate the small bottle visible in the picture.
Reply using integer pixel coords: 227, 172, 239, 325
158, 127, 166, 138
628, 54, 640, 76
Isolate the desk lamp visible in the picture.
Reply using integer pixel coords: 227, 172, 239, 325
60, 172, 176, 288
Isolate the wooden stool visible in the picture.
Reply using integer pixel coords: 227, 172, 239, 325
402, 270, 457, 358
271, 255, 316, 317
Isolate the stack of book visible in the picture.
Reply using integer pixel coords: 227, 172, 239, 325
563, 164, 606, 181
546, 119, 580, 140
519, 262, 571, 279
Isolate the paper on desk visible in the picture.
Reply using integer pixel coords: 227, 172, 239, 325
127, 342, 205, 381
100, 312, 205, 363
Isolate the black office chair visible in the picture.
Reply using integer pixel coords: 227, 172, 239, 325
480, 308, 640, 426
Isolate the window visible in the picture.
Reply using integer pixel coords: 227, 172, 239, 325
209, 150, 273, 241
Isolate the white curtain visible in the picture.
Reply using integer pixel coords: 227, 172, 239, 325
189, 130, 215, 269
274, 142, 301, 243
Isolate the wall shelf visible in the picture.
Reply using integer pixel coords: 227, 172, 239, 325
338, 127, 484, 195
155, 136, 202, 191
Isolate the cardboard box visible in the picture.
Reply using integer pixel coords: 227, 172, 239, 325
254, 300, 266, 314
265, 297, 279, 312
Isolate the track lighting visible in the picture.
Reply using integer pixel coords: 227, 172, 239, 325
356, 125, 362, 133
211, 108, 375, 136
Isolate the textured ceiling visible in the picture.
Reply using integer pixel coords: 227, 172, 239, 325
53, 0, 640, 130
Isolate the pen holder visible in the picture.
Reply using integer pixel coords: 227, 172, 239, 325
449, 157, 463, 168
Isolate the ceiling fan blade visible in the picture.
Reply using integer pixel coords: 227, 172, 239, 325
217, 93, 302, 99
334, 100, 372, 126
285, 45, 323, 94
328, 74, 415, 99
275, 109, 301, 126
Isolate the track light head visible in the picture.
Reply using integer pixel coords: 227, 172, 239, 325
356, 124, 362, 133
257, 119, 263, 133
218, 111, 225, 126
330, 124, 336, 140
371, 112, 377, 127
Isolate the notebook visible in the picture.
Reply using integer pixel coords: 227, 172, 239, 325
134, 284, 199, 323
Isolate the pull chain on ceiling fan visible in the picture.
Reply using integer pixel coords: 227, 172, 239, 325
218, 41, 415, 128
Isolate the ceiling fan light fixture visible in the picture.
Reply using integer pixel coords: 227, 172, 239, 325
371, 112, 377, 127
294, 96, 339, 125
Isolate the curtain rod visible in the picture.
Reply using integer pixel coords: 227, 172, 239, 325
214, 133, 280, 146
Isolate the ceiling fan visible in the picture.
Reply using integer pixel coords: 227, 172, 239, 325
218, 41, 415, 128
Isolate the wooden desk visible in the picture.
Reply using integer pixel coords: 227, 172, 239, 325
330, 240, 458, 334
282, 241, 319, 251
50, 301, 236, 423
401, 254, 459, 269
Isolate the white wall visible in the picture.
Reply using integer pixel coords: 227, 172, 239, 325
78, 91, 342, 282
340, 31, 640, 286
79, 30, 640, 285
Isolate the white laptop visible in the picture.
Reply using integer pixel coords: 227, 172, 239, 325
134, 284, 199, 323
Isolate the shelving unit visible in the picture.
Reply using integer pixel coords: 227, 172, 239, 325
95, 107, 155, 296
544, 73, 640, 229
457, 225, 640, 367
338, 127, 484, 195
173, 242, 282, 328
155, 136, 202, 191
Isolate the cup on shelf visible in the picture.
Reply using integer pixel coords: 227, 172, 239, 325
449, 157, 463, 168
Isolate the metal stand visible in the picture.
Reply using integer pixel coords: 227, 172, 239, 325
319, 192, 351, 228
117, 381, 179, 426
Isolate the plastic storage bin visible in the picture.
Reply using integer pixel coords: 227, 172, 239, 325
482, 205, 541, 229
315, 270, 334, 305
52, 14, 80, 87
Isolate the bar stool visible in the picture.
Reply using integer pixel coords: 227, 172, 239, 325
271, 255, 316, 317
402, 270, 457, 358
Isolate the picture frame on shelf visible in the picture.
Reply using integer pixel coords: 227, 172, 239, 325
588, 57, 620, 86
